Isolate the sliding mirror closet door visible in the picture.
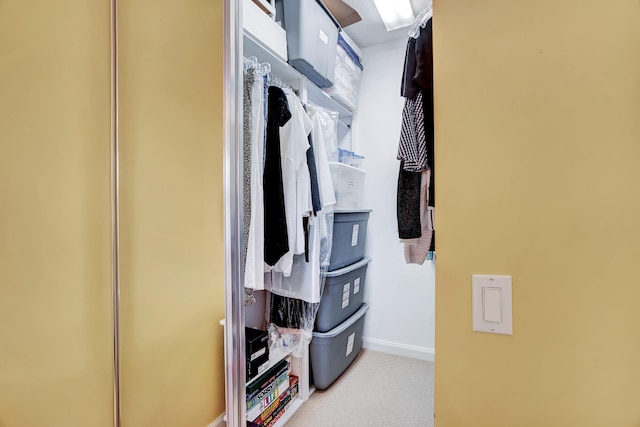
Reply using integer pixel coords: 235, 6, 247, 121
222, 0, 246, 426
0, 1, 114, 426
117, 0, 227, 425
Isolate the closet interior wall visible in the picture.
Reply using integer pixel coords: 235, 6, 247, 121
352, 38, 436, 361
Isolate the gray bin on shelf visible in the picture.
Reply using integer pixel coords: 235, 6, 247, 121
315, 257, 370, 333
277, 0, 339, 88
329, 210, 371, 271
310, 303, 369, 390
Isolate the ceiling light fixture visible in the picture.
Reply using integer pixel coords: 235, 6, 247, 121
372, 0, 416, 32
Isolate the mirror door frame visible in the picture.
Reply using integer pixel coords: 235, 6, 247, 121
223, 1, 246, 426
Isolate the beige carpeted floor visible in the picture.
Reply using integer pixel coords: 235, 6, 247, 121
286, 350, 434, 427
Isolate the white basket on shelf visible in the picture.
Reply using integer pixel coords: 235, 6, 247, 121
329, 162, 366, 210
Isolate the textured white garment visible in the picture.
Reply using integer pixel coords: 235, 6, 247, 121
308, 108, 336, 209
269, 213, 324, 304
244, 71, 266, 290
273, 89, 312, 277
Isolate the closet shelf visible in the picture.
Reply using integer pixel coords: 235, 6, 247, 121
243, 31, 301, 87
306, 81, 353, 123
243, 29, 354, 126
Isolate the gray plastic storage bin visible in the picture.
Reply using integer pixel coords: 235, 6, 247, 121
329, 210, 371, 271
277, 0, 339, 88
315, 257, 370, 333
310, 303, 368, 390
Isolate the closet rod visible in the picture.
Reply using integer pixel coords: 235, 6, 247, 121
338, 119, 351, 129
243, 56, 271, 76
305, 101, 352, 129
243, 56, 297, 94
268, 73, 296, 93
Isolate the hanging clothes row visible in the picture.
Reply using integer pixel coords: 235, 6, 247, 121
396, 5, 435, 265
243, 58, 267, 306
242, 59, 341, 356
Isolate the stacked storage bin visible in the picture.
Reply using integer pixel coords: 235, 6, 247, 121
273, 0, 371, 392
276, 0, 340, 88
324, 32, 364, 110
310, 210, 372, 390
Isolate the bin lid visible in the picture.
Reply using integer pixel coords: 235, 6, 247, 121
338, 33, 364, 70
329, 161, 366, 173
312, 303, 369, 339
316, 0, 340, 29
325, 257, 370, 277
333, 208, 373, 214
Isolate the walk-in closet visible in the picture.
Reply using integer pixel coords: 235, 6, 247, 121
5, 0, 637, 425
223, 1, 436, 425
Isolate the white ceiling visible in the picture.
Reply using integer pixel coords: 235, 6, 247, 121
341, 0, 431, 48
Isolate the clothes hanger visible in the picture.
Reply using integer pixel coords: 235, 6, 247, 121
408, 1, 433, 39
267, 73, 295, 93
243, 56, 259, 71
258, 61, 271, 76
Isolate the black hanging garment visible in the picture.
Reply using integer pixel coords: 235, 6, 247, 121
397, 162, 423, 239
397, 18, 435, 241
264, 86, 292, 266
306, 133, 322, 216
414, 18, 434, 206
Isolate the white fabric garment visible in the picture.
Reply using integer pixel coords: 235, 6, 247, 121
308, 107, 336, 209
244, 71, 266, 290
273, 89, 312, 277
270, 217, 321, 303
269, 212, 331, 304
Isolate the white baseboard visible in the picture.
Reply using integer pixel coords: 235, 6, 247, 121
362, 337, 435, 362
207, 413, 226, 427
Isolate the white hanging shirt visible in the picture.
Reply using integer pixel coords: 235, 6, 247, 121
273, 89, 312, 277
309, 108, 336, 209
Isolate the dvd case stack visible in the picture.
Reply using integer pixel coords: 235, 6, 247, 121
246, 358, 293, 427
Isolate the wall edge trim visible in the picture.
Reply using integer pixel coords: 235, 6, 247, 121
362, 337, 435, 362
207, 413, 226, 427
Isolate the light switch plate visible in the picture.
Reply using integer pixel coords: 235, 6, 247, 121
472, 274, 513, 335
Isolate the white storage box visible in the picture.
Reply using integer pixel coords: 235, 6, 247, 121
243, 0, 288, 61
329, 162, 366, 210
324, 33, 363, 111
338, 148, 364, 168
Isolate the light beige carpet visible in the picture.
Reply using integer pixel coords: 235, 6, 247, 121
286, 349, 434, 427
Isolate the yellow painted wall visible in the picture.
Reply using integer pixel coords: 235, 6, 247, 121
0, 1, 113, 426
434, 1, 640, 426
118, 0, 226, 425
